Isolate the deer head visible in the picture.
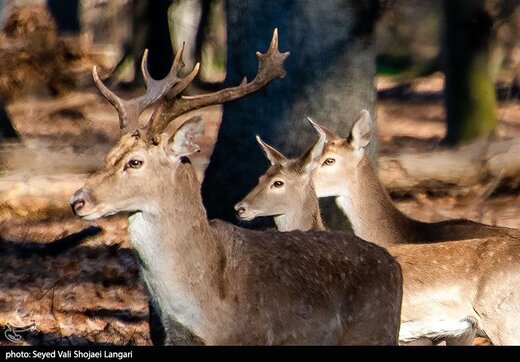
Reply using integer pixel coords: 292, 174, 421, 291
310, 109, 373, 198
71, 29, 289, 219
71, 117, 205, 220
234, 126, 326, 231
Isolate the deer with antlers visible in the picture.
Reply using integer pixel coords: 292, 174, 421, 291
235, 119, 520, 345
70, 31, 403, 345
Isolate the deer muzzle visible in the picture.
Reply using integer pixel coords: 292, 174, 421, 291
70, 187, 95, 216
234, 201, 258, 221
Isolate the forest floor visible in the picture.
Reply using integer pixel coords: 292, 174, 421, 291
0, 73, 519, 345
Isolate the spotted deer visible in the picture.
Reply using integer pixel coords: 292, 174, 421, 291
70, 31, 403, 345
311, 110, 520, 246
236, 120, 520, 345
235, 132, 327, 232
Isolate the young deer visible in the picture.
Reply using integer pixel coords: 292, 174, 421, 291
70, 31, 403, 345
235, 132, 327, 232
237, 124, 520, 345
311, 110, 520, 246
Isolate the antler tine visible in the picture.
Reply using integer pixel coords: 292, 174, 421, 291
145, 62, 201, 141
140, 49, 151, 87
147, 28, 290, 137
255, 27, 289, 79
269, 28, 279, 50
93, 47, 186, 134
138, 45, 185, 112
142, 44, 184, 94
92, 66, 131, 131
165, 62, 200, 101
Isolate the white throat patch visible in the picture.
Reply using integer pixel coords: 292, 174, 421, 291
128, 212, 201, 331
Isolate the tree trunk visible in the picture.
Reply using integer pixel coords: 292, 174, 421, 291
442, 0, 497, 145
47, 0, 80, 35
202, 0, 379, 230
131, 0, 174, 83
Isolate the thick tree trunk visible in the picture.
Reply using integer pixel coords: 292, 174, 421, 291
443, 0, 497, 145
202, 0, 379, 229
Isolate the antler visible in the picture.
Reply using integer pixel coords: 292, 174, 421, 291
92, 43, 199, 134
145, 28, 290, 142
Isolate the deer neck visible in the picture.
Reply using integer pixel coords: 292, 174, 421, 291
273, 183, 325, 232
127, 164, 225, 338
336, 157, 418, 246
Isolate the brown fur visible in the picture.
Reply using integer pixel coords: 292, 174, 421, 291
236, 136, 326, 232
309, 113, 520, 344
313, 117, 520, 246
237, 160, 325, 231
249, 135, 520, 345
71, 130, 403, 345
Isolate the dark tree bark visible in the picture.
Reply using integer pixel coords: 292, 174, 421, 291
442, 0, 497, 145
47, 0, 80, 35
131, 0, 174, 83
202, 0, 379, 230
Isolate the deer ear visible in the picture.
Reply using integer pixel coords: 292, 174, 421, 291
307, 117, 340, 142
256, 136, 287, 165
298, 128, 326, 175
349, 110, 372, 151
168, 116, 205, 159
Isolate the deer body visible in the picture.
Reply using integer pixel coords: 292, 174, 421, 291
238, 123, 520, 345
391, 237, 520, 345
310, 112, 520, 345
312, 111, 520, 246
73, 135, 402, 345
71, 34, 403, 345
333, 157, 518, 245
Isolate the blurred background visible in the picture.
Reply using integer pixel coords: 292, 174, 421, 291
0, 0, 519, 345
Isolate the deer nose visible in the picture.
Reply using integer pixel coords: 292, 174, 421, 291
234, 202, 247, 216
70, 188, 90, 215
72, 199, 85, 214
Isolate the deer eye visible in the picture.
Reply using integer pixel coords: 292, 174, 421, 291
124, 159, 143, 170
323, 158, 335, 166
272, 180, 284, 188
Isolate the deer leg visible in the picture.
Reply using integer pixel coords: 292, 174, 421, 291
474, 282, 520, 345
444, 328, 477, 346
479, 315, 520, 345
